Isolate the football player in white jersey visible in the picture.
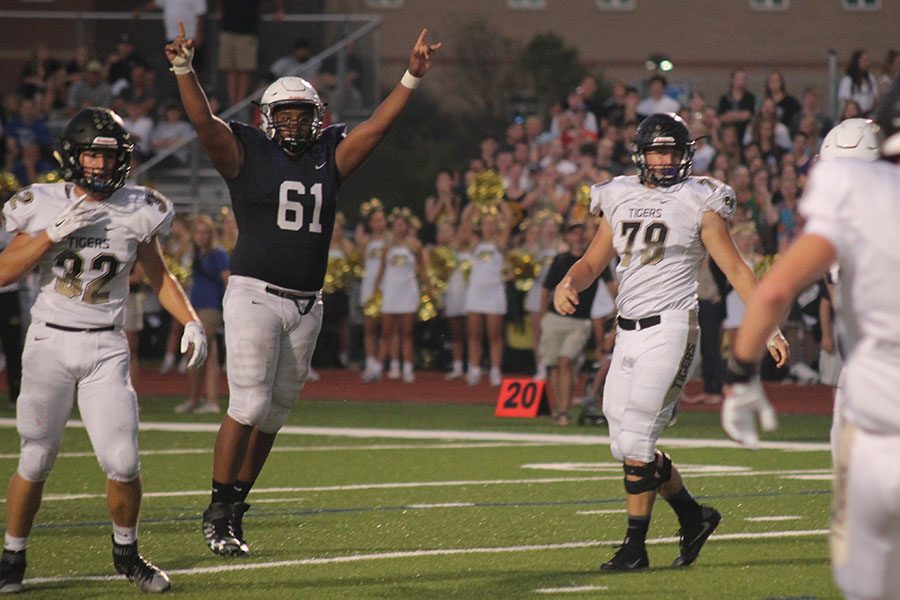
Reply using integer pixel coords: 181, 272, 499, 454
553, 113, 789, 572
0, 107, 208, 594
723, 78, 900, 600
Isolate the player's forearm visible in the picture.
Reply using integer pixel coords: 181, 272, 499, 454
358, 84, 414, 145
732, 284, 793, 364
157, 273, 200, 326
565, 258, 602, 293
174, 71, 215, 129
0, 233, 53, 287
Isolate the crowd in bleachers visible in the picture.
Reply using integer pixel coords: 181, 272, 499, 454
0, 28, 898, 411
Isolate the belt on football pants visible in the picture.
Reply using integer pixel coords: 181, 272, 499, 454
45, 323, 116, 333
265, 286, 318, 315
616, 315, 662, 331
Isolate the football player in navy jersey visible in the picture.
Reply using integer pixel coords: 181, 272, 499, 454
165, 21, 441, 557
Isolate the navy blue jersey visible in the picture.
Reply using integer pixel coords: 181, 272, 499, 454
227, 122, 346, 291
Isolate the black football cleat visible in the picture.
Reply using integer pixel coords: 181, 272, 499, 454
672, 505, 721, 567
202, 502, 249, 557
577, 408, 607, 427
0, 548, 26, 594
230, 502, 251, 549
112, 538, 171, 593
600, 544, 649, 572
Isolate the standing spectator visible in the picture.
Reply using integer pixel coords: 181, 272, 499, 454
877, 49, 899, 103
717, 68, 756, 141
601, 81, 628, 127
135, 0, 208, 76
322, 212, 354, 368
838, 49, 879, 116
764, 70, 800, 128
523, 216, 560, 380
124, 264, 146, 386
66, 60, 112, 114
438, 219, 472, 380
176, 215, 229, 414
539, 221, 597, 425
790, 87, 832, 139
160, 214, 194, 374
218, 0, 285, 108
122, 100, 154, 158
636, 75, 680, 116
686, 256, 726, 406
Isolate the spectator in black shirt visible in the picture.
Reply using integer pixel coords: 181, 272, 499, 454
218, 0, 285, 107
106, 33, 149, 87
539, 221, 598, 425
717, 68, 755, 141
764, 70, 800, 128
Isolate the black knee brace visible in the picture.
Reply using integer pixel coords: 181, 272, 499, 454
623, 451, 673, 495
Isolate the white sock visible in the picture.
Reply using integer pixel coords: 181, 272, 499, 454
112, 524, 137, 546
4, 533, 27, 552
490, 367, 501, 377
468, 365, 481, 376
452, 360, 463, 373
365, 356, 375, 371
163, 352, 175, 363
403, 361, 413, 375
390, 360, 400, 372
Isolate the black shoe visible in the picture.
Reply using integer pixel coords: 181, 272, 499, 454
600, 544, 649, 571
577, 409, 607, 427
202, 502, 249, 557
230, 502, 251, 548
112, 538, 171, 593
672, 505, 721, 567
0, 549, 26, 594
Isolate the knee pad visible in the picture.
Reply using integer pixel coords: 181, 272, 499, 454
256, 404, 289, 434
623, 451, 673, 495
616, 429, 655, 464
609, 438, 624, 462
17, 440, 58, 482
227, 389, 272, 427
98, 443, 141, 482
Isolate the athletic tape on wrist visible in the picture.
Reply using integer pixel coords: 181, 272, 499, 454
400, 70, 421, 90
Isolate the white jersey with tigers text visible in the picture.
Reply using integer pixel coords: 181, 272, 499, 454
590, 175, 736, 318
3, 182, 174, 329
801, 158, 900, 434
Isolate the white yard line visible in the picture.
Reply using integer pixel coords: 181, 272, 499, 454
745, 516, 802, 522
24, 529, 829, 585
576, 509, 627, 515
0, 418, 832, 452
26, 467, 831, 503
535, 585, 610, 593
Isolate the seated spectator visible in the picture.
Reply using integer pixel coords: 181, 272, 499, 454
790, 87, 832, 138
269, 38, 317, 80
67, 60, 112, 114
839, 99, 863, 121
106, 33, 149, 87
600, 80, 628, 126
6, 98, 53, 155
596, 137, 623, 177
636, 75, 680, 116
539, 138, 576, 176
551, 90, 599, 140
149, 101, 193, 166
18, 43, 62, 102
122, 99, 154, 158
11, 142, 55, 186
877, 49, 900, 103
112, 63, 157, 116
743, 98, 792, 150
689, 121, 715, 175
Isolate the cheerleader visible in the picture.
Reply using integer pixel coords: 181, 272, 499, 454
436, 218, 474, 380
160, 214, 193, 374
374, 208, 426, 383
324, 212, 355, 368
523, 213, 563, 380
462, 201, 513, 386
356, 198, 388, 382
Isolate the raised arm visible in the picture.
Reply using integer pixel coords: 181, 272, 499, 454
165, 21, 243, 179
335, 29, 441, 180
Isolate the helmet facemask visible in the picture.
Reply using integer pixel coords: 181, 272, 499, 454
632, 143, 695, 187
59, 137, 133, 195
261, 101, 323, 154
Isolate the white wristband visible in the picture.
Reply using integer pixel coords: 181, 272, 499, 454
400, 70, 421, 90
169, 64, 193, 76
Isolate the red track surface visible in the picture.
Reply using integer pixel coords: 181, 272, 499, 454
106, 367, 835, 416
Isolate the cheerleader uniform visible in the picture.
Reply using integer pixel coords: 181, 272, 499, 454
380, 242, 420, 315
359, 238, 385, 307
443, 248, 470, 318
525, 247, 558, 314
465, 241, 507, 315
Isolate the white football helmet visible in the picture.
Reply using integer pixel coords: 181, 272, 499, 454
258, 76, 325, 153
819, 118, 881, 161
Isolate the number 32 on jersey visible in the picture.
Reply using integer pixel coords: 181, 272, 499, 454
277, 181, 323, 233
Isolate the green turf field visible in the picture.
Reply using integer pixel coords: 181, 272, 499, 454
0, 398, 838, 599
